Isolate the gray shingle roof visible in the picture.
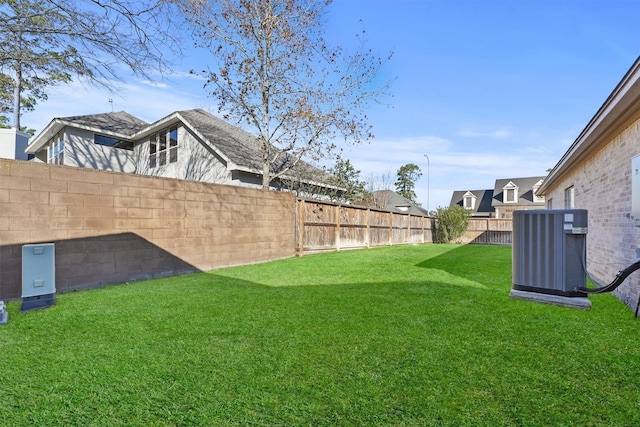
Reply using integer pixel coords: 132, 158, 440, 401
373, 190, 429, 215
176, 109, 315, 176
176, 109, 264, 171
449, 189, 495, 215
492, 176, 546, 206
62, 111, 149, 136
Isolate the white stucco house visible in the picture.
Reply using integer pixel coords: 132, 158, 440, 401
538, 56, 640, 309
25, 108, 330, 194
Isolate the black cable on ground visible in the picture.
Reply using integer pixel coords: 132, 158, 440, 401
574, 260, 640, 295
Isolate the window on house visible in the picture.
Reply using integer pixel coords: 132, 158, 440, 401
564, 186, 575, 209
503, 182, 519, 203
94, 134, 133, 150
169, 125, 178, 163
149, 126, 179, 168
547, 198, 553, 209
463, 192, 476, 210
149, 137, 157, 168
47, 132, 65, 165
158, 130, 167, 166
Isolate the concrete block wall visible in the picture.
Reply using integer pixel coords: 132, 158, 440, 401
543, 119, 640, 307
0, 159, 296, 300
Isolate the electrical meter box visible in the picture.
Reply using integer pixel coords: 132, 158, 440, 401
21, 243, 56, 312
512, 209, 588, 297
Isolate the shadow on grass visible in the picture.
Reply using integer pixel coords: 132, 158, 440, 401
415, 244, 512, 290
199, 244, 515, 297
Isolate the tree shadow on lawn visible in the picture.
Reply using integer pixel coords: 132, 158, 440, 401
208, 244, 512, 297
415, 244, 512, 292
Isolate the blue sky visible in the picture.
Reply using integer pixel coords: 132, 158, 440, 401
22, 0, 639, 210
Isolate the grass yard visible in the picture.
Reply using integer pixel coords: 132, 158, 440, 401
1, 244, 639, 426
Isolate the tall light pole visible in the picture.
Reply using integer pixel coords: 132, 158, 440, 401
424, 154, 430, 214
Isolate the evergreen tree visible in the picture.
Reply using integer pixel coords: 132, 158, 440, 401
395, 163, 422, 203
327, 158, 368, 203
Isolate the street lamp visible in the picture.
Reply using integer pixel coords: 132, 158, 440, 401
424, 154, 430, 214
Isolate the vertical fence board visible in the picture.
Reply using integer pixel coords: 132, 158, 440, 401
458, 218, 513, 245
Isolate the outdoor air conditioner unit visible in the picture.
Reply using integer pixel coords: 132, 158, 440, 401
511, 209, 588, 303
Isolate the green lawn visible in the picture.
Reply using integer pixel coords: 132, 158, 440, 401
1, 244, 639, 426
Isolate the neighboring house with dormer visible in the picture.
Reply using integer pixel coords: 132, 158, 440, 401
25, 108, 329, 194
491, 176, 546, 218
449, 189, 495, 217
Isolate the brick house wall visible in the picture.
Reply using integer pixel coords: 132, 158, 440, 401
542, 119, 640, 307
0, 159, 296, 300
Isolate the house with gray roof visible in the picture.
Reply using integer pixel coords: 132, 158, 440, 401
367, 190, 429, 216
491, 176, 546, 219
25, 108, 327, 193
449, 189, 495, 217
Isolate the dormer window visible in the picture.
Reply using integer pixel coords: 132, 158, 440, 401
503, 182, 519, 203
532, 179, 545, 203
463, 191, 476, 210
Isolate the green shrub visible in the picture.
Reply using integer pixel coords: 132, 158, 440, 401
435, 205, 471, 243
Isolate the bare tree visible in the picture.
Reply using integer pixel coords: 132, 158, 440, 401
359, 172, 394, 209
0, 0, 181, 129
177, 0, 392, 190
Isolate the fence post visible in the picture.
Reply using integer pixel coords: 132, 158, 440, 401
366, 208, 371, 248
335, 204, 341, 251
296, 199, 305, 257
389, 211, 393, 246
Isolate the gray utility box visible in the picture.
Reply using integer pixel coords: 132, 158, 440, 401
21, 243, 56, 312
512, 209, 588, 297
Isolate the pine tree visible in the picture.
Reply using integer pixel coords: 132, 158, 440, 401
395, 163, 422, 203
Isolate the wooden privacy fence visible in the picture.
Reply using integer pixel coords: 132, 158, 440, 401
459, 218, 513, 245
296, 199, 434, 254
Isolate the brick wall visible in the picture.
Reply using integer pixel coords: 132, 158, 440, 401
0, 159, 296, 300
543, 119, 640, 307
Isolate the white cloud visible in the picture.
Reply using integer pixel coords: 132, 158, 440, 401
21, 76, 212, 133
457, 127, 513, 139
139, 80, 170, 89
337, 131, 559, 210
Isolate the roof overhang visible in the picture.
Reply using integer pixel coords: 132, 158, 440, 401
539, 57, 640, 195
130, 112, 183, 140
25, 118, 137, 154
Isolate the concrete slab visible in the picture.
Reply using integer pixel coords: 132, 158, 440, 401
509, 289, 592, 310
